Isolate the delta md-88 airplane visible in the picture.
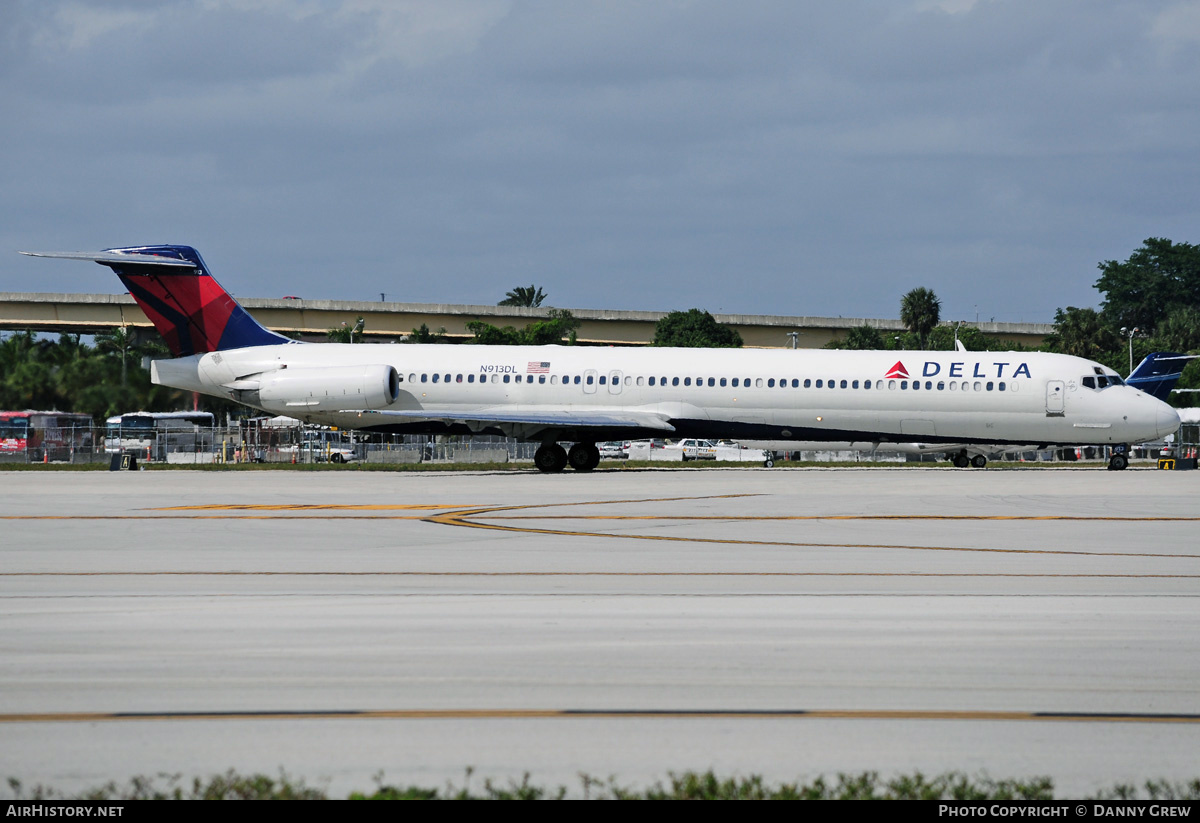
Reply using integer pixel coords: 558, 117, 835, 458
21, 245, 1180, 472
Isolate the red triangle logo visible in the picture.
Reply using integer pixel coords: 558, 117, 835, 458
885, 361, 909, 379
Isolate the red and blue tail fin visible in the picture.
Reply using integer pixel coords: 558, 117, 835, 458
21, 245, 293, 357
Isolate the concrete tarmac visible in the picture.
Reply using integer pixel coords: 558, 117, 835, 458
1, 466, 1198, 797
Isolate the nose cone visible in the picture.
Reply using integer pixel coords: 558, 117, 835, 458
1156, 402, 1181, 439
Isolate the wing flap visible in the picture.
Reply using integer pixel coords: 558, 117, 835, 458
339, 407, 676, 432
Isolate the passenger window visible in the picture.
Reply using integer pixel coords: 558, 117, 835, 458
398, 374, 405, 383
912, 381, 920, 390
672, 377, 680, 386
421, 374, 428, 383
732, 378, 739, 388
986, 381, 993, 391
816, 379, 823, 388
864, 380, 871, 389
625, 376, 632, 386
720, 378, 727, 387
444, 374, 450, 382
949, 382, 957, 391
637, 377, 644, 387
999, 381, 1006, 391
551, 375, 558, 385
409, 373, 416, 383
599, 376, 606, 385
900, 381, 908, 389
960, 382, 968, 391
574, 376, 581, 385
852, 380, 859, 389
683, 377, 690, 386
456, 374, 463, 383
973, 381, 981, 391
840, 380, 847, 389
648, 377, 656, 386
708, 378, 716, 387
467, 374, 475, 383
587, 375, 594, 385
432, 374, 440, 383
937, 381, 945, 390
767, 378, 775, 388
804, 379, 811, 388
540, 375, 546, 384
889, 380, 896, 390
828, 380, 835, 389
755, 378, 764, 388
925, 381, 932, 390
503, 375, 510, 383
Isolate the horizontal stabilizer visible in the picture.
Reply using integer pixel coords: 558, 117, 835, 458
20, 250, 197, 267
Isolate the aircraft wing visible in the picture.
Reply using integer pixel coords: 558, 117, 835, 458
340, 407, 676, 432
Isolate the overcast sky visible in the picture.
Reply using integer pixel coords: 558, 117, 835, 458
2, 0, 1198, 324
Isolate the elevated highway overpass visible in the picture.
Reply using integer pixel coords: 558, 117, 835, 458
0, 292, 1052, 349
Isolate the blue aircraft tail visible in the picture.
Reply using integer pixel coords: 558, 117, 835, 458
1127, 352, 1191, 401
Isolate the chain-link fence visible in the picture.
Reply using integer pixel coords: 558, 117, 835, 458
0, 422, 1184, 465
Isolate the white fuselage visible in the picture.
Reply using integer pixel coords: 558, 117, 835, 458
152, 343, 1181, 447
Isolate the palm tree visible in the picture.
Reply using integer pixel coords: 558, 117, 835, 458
900, 287, 941, 349
498, 285, 548, 307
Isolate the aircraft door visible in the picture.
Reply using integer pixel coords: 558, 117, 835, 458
608, 370, 623, 395
583, 369, 598, 395
1046, 380, 1065, 416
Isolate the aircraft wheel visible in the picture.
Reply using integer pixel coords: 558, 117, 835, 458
970, 454, 987, 469
952, 453, 970, 469
534, 444, 568, 473
764, 457, 774, 468
1108, 453, 1129, 471
568, 442, 600, 472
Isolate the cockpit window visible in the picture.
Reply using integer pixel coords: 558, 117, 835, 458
1107, 375, 1124, 386
1096, 375, 1108, 388
1082, 376, 1095, 389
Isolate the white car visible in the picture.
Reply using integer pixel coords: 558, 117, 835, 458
598, 441, 628, 459
664, 439, 717, 461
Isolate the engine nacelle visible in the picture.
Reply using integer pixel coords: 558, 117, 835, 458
257, 365, 399, 411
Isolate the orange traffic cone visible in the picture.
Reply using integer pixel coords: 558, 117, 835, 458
42, 451, 48, 464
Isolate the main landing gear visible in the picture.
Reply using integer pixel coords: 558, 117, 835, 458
534, 442, 600, 473
951, 450, 988, 469
1107, 452, 1129, 471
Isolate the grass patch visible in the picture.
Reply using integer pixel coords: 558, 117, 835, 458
7, 770, 1200, 800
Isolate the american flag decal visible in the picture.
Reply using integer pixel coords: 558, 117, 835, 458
527, 361, 550, 373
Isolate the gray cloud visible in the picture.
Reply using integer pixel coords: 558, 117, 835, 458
3, 0, 1198, 323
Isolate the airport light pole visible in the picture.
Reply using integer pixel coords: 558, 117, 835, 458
1121, 327, 1139, 374
786, 331, 799, 349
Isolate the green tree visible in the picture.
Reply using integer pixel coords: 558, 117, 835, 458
1042, 306, 1120, 359
1095, 238, 1200, 333
899, 287, 941, 348
1149, 306, 1200, 354
652, 309, 742, 348
465, 309, 580, 345
326, 317, 365, 343
824, 324, 883, 350
404, 323, 448, 344
498, 285, 548, 308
